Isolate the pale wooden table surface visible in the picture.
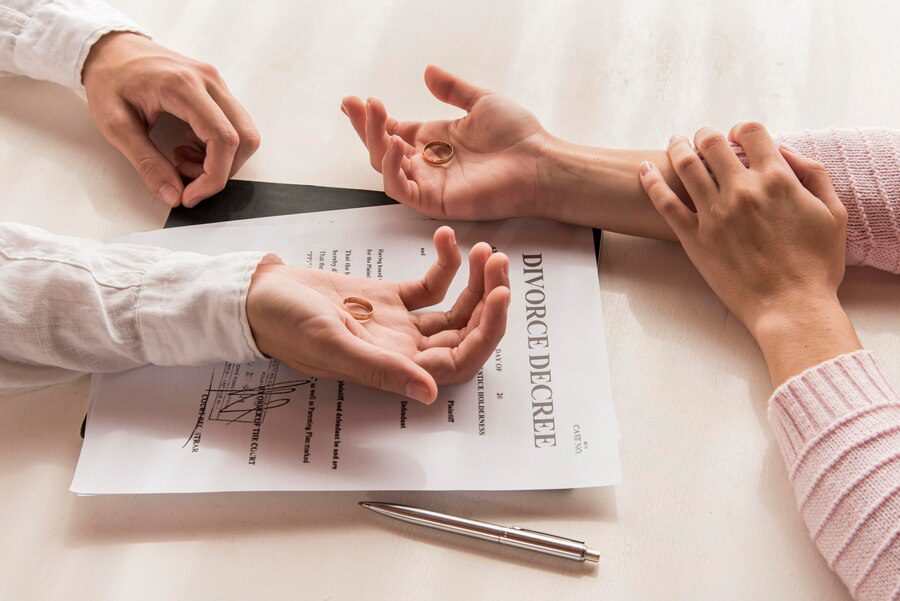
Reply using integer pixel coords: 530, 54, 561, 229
0, 1, 897, 599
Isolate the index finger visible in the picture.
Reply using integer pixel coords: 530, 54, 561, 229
163, 87, 240, 207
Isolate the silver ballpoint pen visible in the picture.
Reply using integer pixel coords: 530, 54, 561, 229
359, 501, 600, 564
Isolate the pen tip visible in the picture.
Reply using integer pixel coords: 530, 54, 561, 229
358, 501, 370, 508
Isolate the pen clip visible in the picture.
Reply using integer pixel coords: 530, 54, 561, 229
508, 525, 585, 545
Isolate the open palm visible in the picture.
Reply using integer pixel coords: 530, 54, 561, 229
247, 227, 510, 404
342, 65, 549, 220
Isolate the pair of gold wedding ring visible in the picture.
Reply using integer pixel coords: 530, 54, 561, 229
338, 141, 453, 317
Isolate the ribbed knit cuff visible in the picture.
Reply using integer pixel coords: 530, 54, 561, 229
725, 128, 900, 274
767, 350, 899, 471
781, 129, 900, 273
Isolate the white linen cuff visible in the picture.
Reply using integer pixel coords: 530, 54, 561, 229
137, 250, 278, 366
14, 0, 149, 94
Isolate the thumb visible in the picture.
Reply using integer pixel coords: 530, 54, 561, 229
779, 147, 844, 216
333, 331, 438, 404
99, 103, 184, 207
423, 65, 490, 112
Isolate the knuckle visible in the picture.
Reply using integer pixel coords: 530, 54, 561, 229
101, 116, 132, 138
763, 169, 795, 192
675, 153, 701, 173
213, 125, 240, 149
697, 132, 726, 152
730, 183, 759, 205
414, 282, 437, 305
161, 68, 200, 93
646, 179, 664, 195
449, 357, 477, 384
240, 127, 262, 153
196, 61, 220, 80
365, 364, 390, 392
658, 197, 683, 217
734, 121, 766, 138
135, 156, 162, 180
424, 290, 442, 306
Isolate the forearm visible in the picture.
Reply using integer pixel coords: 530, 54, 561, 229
534, 137, 683, 241
0, 223, 267, 393
534, 129, 900, 274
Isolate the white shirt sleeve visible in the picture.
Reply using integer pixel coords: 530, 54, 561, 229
0, 0, 148, 93
0, 223, 274, 394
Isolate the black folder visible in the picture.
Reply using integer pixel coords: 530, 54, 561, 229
164, 180, 396, 228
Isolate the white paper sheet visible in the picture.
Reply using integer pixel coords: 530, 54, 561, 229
72, 208, 620, 493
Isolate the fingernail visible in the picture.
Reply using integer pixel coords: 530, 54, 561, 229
183, 193, 205, 208
158, 184, 180, 207
640, 161, 653, 176
406, 381, 433, 404
449, 229, 456, 245
668, 135, 680, 145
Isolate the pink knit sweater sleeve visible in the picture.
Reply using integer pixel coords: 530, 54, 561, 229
768, 350, 900, 600
734, 128, 900, 274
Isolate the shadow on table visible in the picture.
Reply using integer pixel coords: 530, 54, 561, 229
0, 78, 178, 230
63, 487, 612, 577
597, 232, 896, 591
0, 373, 615, 577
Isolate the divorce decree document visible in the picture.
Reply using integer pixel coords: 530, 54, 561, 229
71, 208, 620, 493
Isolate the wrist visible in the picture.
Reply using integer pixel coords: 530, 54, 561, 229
749, 294, 862, 386
82, 31, 150, 86
246, 258, 289, 353
533, 137, 600, 219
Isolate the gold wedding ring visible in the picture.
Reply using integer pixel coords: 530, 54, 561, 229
341, 296, 375, 321
423, 140, 454, 166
